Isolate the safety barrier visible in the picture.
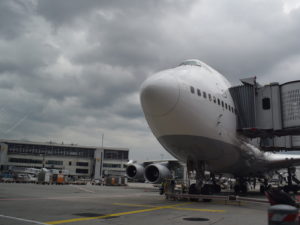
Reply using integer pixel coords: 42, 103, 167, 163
165, 193, 269, 205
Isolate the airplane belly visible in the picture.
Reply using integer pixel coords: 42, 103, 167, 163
158, 134, 240, 173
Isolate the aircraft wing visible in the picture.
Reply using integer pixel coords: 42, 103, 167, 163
265, 153, 300, 169
134, 159, 181, 168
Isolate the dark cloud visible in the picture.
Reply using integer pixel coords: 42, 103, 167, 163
1, 0, 300, 160
0, 1, 33, 39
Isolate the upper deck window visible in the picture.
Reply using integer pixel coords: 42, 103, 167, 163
197, 89, 201, 96
179, 59, 202, 67
208, 94, 212, 101
190, 86, 195, 94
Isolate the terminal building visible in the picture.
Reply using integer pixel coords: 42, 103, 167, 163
0, 139, 129, 179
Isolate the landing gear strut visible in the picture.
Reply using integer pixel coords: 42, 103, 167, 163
188, 160, 204, 195
187, 160, 221, 195
260, 178, 271, 194
234, 178, 248, 195
283, 167, 300, 194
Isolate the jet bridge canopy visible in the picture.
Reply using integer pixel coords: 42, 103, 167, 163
229, 78, 300, 139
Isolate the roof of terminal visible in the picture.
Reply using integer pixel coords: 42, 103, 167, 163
0, 139, 129, 151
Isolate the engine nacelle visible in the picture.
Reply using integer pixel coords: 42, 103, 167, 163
144, 163, 171, 183
126, 164, 145, 179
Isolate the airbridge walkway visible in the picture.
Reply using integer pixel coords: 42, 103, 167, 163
230, 77, 300, 151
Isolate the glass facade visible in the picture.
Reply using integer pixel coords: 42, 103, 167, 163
103, 163, 121, 168
46, 160, 63, 165
76, 168, 89, 174
76, 162, 89, 167
104, 149, 128, 160
9, 158, 42, 164
7, 143, 94, 158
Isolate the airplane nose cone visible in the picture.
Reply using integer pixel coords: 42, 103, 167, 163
140, 74, 180, 116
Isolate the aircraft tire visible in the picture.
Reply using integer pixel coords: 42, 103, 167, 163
188, 183, 200, 201
214, 184, 221, 193
260, 185, 265, 194
240, 184, 248, 194
234, 185, 240, 194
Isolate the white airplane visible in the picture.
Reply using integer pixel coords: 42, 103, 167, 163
132, 59, 300, 194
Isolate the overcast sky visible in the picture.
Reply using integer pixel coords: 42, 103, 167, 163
0, 0, 300, 161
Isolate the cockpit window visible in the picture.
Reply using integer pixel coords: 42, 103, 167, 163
179, 59, 202, 67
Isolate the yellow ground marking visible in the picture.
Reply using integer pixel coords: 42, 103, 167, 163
113, 203, 156, 207
45, 203, 190, 225
170, 207, 225, 213
114, 203, 225, 213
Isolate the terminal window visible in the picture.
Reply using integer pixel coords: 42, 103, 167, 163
46, 160, 63, 165
104, 150, 128, 160
9, 158, 42, 164
76, 168, 89, 174
7, 144, 94, 158
103, 163, 121, 168
76, 162, 89, 167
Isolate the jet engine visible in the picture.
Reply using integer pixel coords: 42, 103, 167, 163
144, 163, 171, 183
126, 164, 145, 180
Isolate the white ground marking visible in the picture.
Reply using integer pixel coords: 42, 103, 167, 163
69, 185, 95, 193
0, 214, 47, 225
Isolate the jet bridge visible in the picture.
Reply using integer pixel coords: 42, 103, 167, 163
230, 78, 300, 150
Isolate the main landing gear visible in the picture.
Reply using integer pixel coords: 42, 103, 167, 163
234, 178, 248, 195
188, 183, 221, 195
187, 160, 221, 195
282, 167, 300, 194
259, 178, 272, 194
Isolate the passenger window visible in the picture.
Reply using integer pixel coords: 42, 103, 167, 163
197, 89, 201, 96
208, 94, 212, 101
213, 96, 216, 103
203, 92, 207, 98
262, 98, 270, 110
190, 86, 195, 94
225, 103, 227, 109
228, 105, 231, 111
217, 99, 220, 105
222, 101, 224, 107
